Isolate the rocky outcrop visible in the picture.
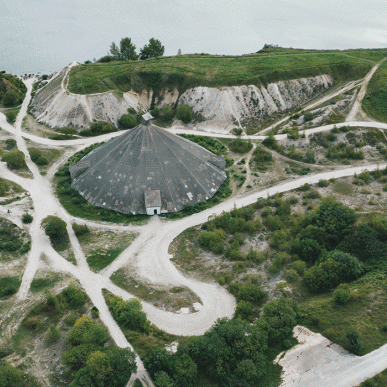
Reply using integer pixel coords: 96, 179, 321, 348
30, 63, 333, 132
30, 66, 152, 129
179, 75, 333, 126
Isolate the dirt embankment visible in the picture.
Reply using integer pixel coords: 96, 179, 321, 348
30, 63, 333, 132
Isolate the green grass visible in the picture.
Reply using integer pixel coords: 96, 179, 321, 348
111, 268, 201, 311
359, 368, 387, 387
30, 275, 61, 292
363, 59, 387, 122
68, 48, 387, 96
178, 134, 226, 155
298, 270, 387, 355
86, 247, 123, 272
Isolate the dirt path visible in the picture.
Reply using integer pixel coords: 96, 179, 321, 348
275, 326, 387, 387
259, 79, 362, 135
1, 76, 387, 386
346, 59, 387, 122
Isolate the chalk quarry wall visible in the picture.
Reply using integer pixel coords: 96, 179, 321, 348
30, 64, 333, 132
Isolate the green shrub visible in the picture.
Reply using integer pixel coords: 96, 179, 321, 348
261, 298, 299, 344
72, 223, 89, 236
176, 104, 193, 124
41, 215, 67, 239
59, 127, 77, 135
252, 146, 272, 163
292, 260, 306, 275
333, 286, 351, 305
22, 213, 33, 224
346, 329, 363, 355
161, 105, 173, 122
304, 112, 314, 122
150, 107, 160, 118
284, 269, 299, 283
24, 317, 43, 331
5, 110, 16, 123
64, 312, 78, 327
228, 139, 253, 154
234, 300, 254, 321
2, 150, 25, 169
0, 276, 21, 298
89, 121, 117, 135
108, 296, 150, 333
91, 306, 99, 318
62, 285, 86, 308
198, 229, 226, 254
5, 139, 16, 150
0, 361, 23, 386
3, 90, 20, 107
317, 179, 330, 187
118, 113, 137, 129
45, 324, 61, 343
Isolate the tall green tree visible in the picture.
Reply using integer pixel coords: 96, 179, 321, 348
119, 37, 138, 61
110, 42, 120, 60
139, 38, 165, 60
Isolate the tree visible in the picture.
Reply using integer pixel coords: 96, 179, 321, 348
5, 139, 16, 150
110, 42, 120, 60
3, 90, 20, 107
144, 348, 171, 378
154, 371, 175, 387
161, 104, 173, 122
5, 110, 16, 123
119, 37, 138, 61
139, 38, 165, 60
2, 150, 25, 169
118, 113, 137, 129
171, 354, 197, 387
0, 361, 23, 387
41, 215, 67, 239
87, 351, 113, 387
261, 298, 299, 344
305, 201, 356, 249
176, 104, 193, 124
106, 348, 137, 387
291, 237, 322, 263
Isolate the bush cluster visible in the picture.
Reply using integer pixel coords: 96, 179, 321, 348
144, 298, 299, 386
63, 316, 137, 387
28, 148, 48, 166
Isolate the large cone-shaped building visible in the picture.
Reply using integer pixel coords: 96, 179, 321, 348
69, 121, 226, 215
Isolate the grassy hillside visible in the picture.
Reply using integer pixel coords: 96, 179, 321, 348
0, 73, 27, 106
68, 48, 387, 96
363, 59, 387, 123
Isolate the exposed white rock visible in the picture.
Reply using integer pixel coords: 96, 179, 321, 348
30, 63, 333, 132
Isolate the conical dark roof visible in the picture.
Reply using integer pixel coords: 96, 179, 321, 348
69, 124, 227, 214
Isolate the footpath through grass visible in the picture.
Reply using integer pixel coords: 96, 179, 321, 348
363, 58, 387, 123
67, 48, 387, 95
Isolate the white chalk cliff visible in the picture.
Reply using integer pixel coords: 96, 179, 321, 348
30, 63, 333, 132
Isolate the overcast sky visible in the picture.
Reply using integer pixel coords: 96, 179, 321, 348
1, 0, 386, 75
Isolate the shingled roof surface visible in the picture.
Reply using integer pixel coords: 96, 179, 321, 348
69, 124, 227, 214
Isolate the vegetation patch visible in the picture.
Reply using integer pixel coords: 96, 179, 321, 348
178, 134, 226, 155
0, 218, 30, 259
67, 48, 384, 95
103, 290, 176, 358
110, 269, 201, 312
87, 248, 123, 272
363, 59, 387, 123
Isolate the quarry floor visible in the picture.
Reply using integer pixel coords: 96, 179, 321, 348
0, 61, 387, 386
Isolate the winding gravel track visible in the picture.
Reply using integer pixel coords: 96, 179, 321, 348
1, 70, 387, 386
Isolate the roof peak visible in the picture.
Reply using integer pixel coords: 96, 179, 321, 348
141, 112, 153, 125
